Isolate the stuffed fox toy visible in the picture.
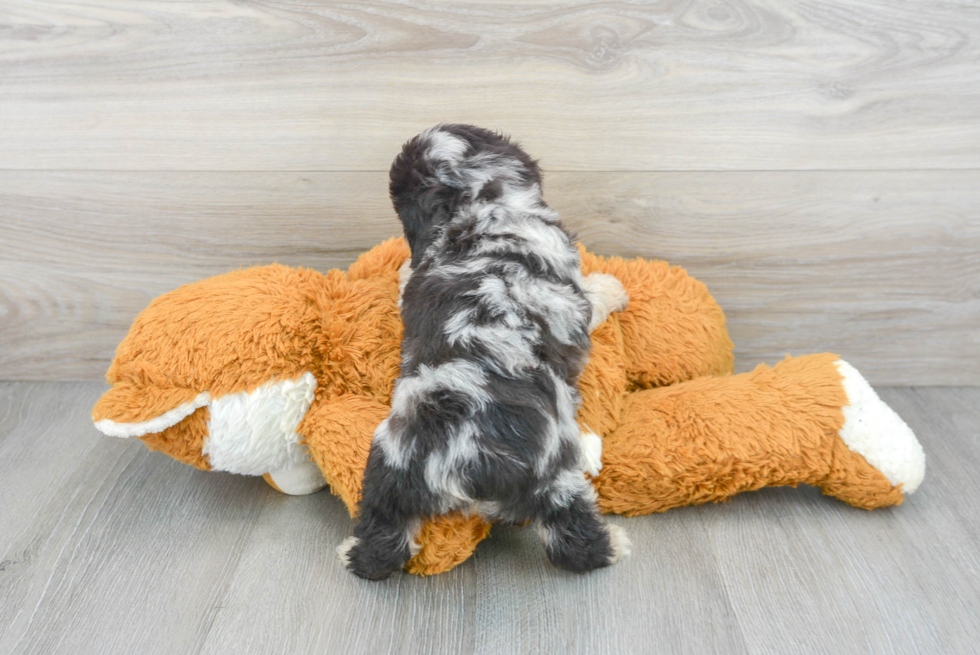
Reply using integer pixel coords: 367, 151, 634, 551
92, 238, 925, 575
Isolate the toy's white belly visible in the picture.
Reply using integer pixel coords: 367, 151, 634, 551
203, 372, 318, 475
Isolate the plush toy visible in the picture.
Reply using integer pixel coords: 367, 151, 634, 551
92, 238, 925, 575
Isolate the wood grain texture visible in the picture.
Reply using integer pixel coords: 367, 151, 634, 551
2, 170, 977, 384
1, 382, 978, 654
0, 170, 399, 382
699, 386, 980, 655
553, 171, 980, 386
1, 0, 978, 171
0, 382, 270, 655
198, 498, 478, 655
470, 513, 747, 655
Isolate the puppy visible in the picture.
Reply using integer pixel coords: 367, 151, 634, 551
338, 124, 630, 579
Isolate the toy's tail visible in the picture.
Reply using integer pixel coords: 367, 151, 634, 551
594, 354, 925, 514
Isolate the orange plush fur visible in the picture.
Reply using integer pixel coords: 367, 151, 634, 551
93, 239, 909, 575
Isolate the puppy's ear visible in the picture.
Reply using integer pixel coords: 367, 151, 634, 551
401, 184, 458, 267
390, 134, 453, 266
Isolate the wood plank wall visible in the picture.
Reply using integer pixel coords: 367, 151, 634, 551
1, 1, 978, 385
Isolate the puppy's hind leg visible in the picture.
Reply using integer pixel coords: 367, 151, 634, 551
533, 472, 631, 572
338, 451, 422, 580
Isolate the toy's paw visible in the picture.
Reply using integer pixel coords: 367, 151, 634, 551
583, 272, 630, 332
262, 460, 328, 495
405, 513, 491, 576
835, 359, 926, 494
607, 524, 632, 564
579, 430, 603, 477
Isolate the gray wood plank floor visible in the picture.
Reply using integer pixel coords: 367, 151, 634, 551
1, 382, 977, 655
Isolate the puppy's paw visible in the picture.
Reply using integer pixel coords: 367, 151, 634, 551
336, 535, 405, 580
336, 536, 360, 569
606, 524, 632, 564
583, 272, 630, 332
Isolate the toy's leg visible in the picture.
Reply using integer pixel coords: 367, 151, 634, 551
533, 474, 631, 572
579, 249, 735, 386
299, 395, 389, 513
582, 272, 630, 332
261, 460, 328, 495
403, 513, 491, 576
594, 353, 925, 514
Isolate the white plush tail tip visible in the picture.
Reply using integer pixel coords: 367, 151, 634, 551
835, 360, 926, 494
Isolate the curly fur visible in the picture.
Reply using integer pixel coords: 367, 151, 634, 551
339, 124, 628, 579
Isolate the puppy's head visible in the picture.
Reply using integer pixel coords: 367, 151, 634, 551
389, 124, 542, 266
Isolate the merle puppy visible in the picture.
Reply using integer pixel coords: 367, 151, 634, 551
338, 124, 630, 579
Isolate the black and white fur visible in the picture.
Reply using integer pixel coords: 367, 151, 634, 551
338, 124, 630, 579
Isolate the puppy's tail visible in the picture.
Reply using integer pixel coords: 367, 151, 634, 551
389, 124, 542, 264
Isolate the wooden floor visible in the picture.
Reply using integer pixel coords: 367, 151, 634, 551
0, 381, 977, 655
